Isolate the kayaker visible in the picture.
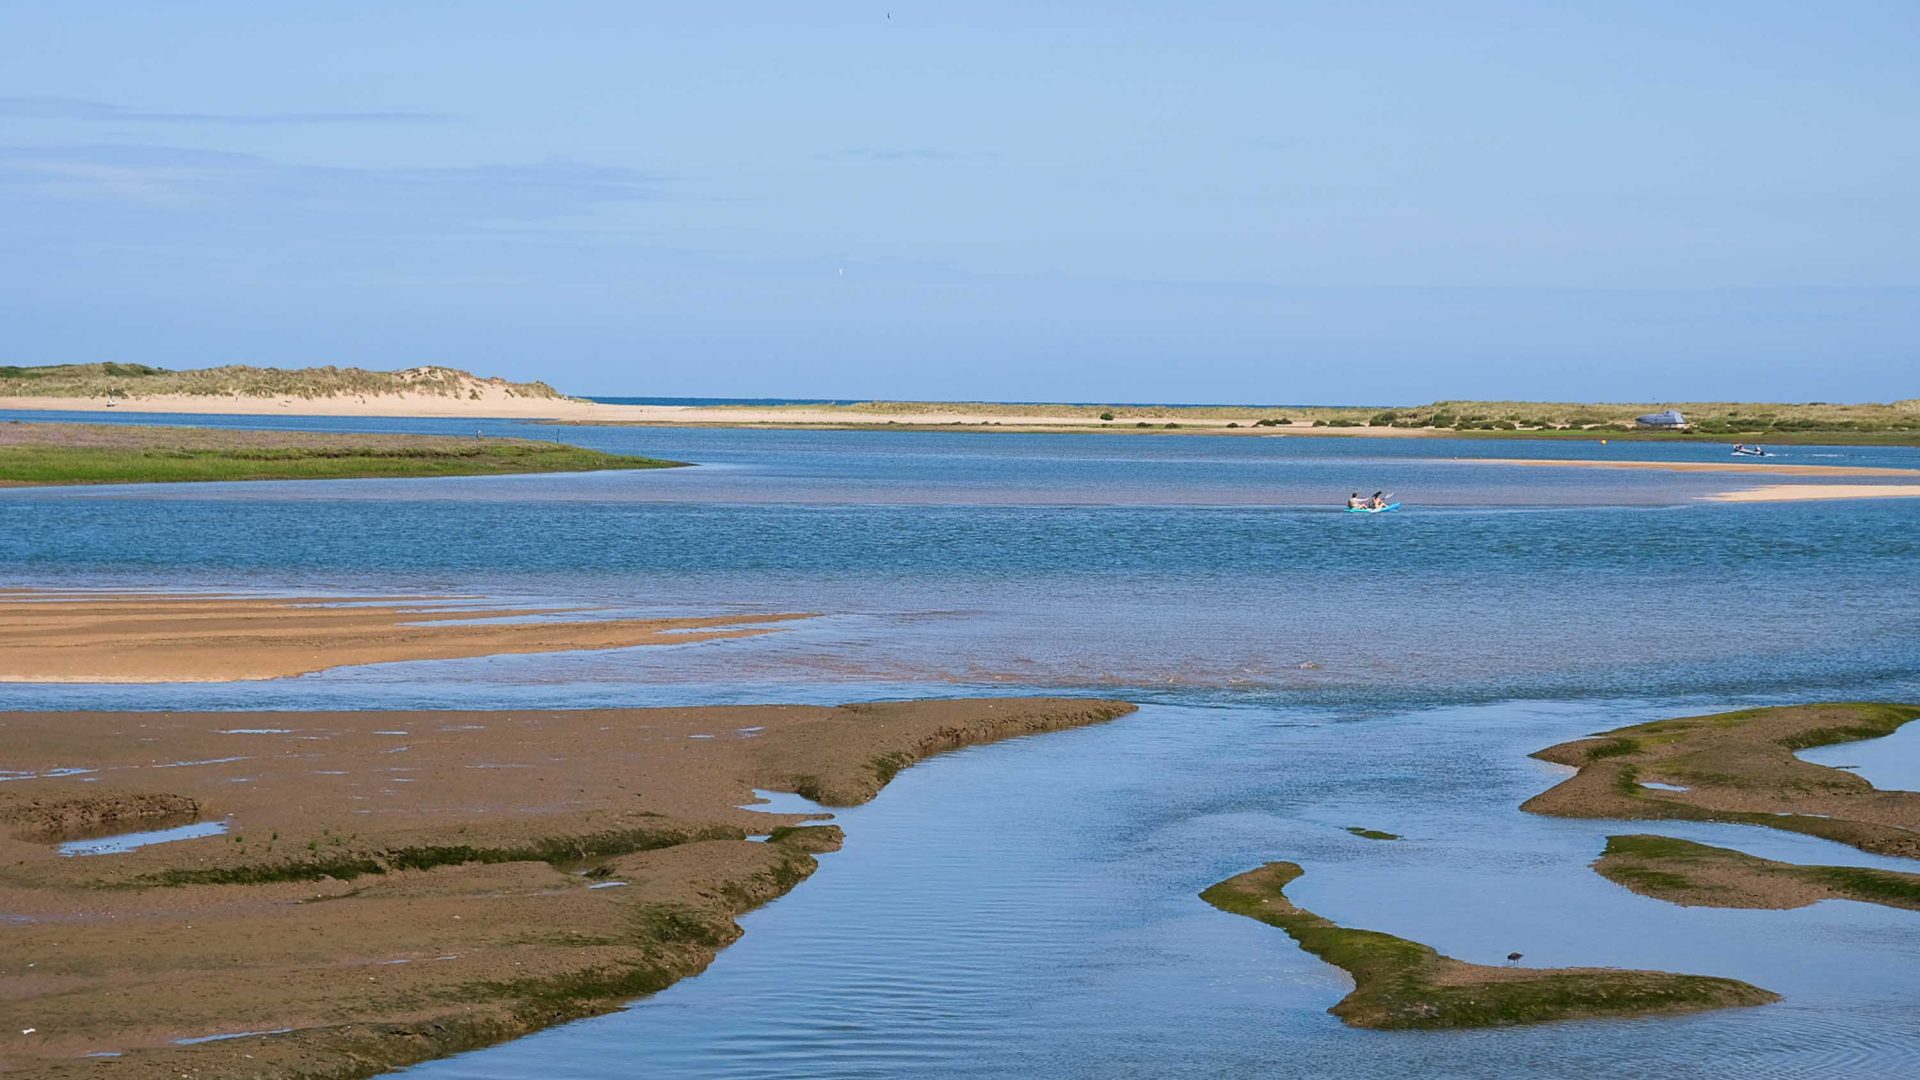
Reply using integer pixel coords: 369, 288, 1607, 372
1347, 492, 1366, 509
1368, 491, 1387, 510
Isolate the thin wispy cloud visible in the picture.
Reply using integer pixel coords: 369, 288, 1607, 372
0, 144, 669, 237
825, 146, 963, 162
0, 95, 448, 125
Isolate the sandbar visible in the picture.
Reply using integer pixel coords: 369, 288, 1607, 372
0, 591, 813, 682
1523, 703, 1920, 859
1470, 457, 1920, 479
1705, 483, 1920, 503
1201, 861, 1775, 1028
0, 696, 1136, 1076
1594, 834, 1920, 912
1472, 457, 1920, 502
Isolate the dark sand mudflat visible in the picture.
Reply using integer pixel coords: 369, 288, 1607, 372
0, 697, 1135, 1077
1525, 703, 1920, 858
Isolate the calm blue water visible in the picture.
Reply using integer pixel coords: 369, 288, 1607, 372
5, 414, 1920, 1077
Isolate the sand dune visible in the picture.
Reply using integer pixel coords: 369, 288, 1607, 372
0, 392, 1286, 429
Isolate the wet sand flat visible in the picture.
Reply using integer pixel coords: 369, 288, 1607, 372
1524, 703, 1920, 858
1464, 458, 1920, 503
0, 592, 813, 682
1706, 483, 1920, 503
1470, 457, 1920, 478
0, 697, 1135, 1077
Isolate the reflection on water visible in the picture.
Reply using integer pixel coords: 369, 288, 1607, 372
58, 819, 228, 857
739, 788, 835, 819
7, 417, 1917, 706
173, 1027, 294, 1046
1801, 723, 1920, 794
6, 419, 1920, 1077
4, 466, 1917, 714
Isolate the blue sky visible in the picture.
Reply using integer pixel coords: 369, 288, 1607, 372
2, 2, 1915, 402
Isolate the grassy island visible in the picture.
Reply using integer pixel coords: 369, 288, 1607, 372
0, 421, 683, 486
1523, 703, 1920, 859
1201, 862, 1777, 1029
1596, 834, 1920, 912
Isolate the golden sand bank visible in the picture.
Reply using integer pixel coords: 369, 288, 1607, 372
1705, 484, 1920, 503
0, 592, 811, 682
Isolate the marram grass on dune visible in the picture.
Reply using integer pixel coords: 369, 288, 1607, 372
0, 362, 565, 401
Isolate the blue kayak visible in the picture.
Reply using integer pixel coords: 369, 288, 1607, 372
1345, 502, 1400, 514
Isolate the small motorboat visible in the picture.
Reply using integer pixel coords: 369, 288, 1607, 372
1731, 444, 1771, 458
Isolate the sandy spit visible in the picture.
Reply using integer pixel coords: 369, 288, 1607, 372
0, 591, 812, 682
0, 697, 1137, 1077
1470, 457, 1920, 478
0, 393, 1408, 433
1705, 483, 1920, 503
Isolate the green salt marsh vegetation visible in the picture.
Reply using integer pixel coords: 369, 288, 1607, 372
1201, 861, 1777, 1029
1595, 834, 1920, 912
0, 422, 684, 486
1523, 703, 1920, 859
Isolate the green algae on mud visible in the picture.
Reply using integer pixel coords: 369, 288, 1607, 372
0, 421, 684, 486
1596, 834, 1920, 912
1523, 703, 1920, 859
1345, 826, 1401, 841
139, 821, 745, 888
24, 829, 837, 1080
1201, 862, 1778, 1029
